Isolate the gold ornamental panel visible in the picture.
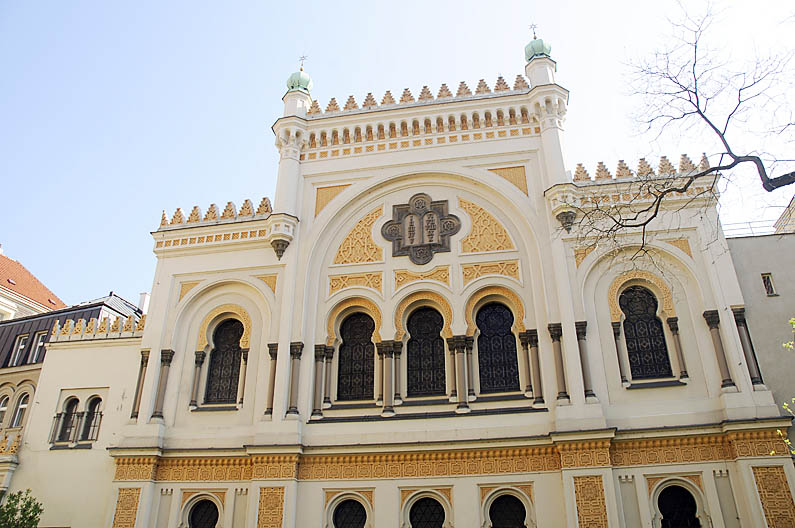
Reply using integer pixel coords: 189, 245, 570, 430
197, 304, 253, 350
257, 486, 285, 528
607, 271, 676, 322
394, 291, 454, 340
326, 297, 383, 345
333, 206, 384, 265
573, 475, 608, 528
111, 488, 141, 528
458, 197, 515, 253
753, 466, 795, 527
464, 285, 526, 335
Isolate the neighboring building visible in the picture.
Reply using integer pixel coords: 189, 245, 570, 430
7, 38, 795, 527
728, 231, 795, 438
0, 246, 65, 320
0, 293, 141, 494
774, 195, 795, 234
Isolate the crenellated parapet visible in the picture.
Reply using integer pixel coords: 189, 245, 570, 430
49, 314, 146, 343
547, 154, 717, 221
158, 197, 272, 230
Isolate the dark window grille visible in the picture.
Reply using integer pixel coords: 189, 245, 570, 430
409, 497, 445, 528
761, 273, 776, 296
337, 313, 375, 401
488, 494, 527, 528
333, 499, 367, 528
189, 499, 219, 528
658, 485, 700, 528
80, 398, 103, 441
55, 399, 80, 442
476, 303, 520, 393
620, 286, 673, 379
205, 319, 244, 404
406, 308, 446, 397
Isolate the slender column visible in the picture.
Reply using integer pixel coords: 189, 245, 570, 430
465, 336, 476, 400
286, 342, 303, 415
264, 344, 278, 415
703, 311, 735, 388
517, 332, 533, 397
376, 346, 384, 404
393, 341, 403, 403
323, 346, 334, 408
666, 318, 688, 379
448, 341, 457, 399
151, 349, 174, 419
611, 322, 629, 383
190, 350, 206, 407
447, 336, 470, 412
311, 345, 325, 418
732, 308, 763, 385
130, 350, 150, 418
575, 322, 595, 398
237, 349, 249, 405
527, 330, 544, 404
548, 324, 569, 401
381, 342, 395, 416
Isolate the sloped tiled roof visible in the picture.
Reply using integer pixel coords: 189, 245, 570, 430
0, 253, 66, 310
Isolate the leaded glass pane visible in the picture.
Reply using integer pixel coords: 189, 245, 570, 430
489, 494, 526, 528
409, 497, 445, 528
205, 319, 244, 404
620, 286, 673, 379
406, 308, 446, 397
333, 499, 366, 528
337, 313, 375, 401
476, 303, 520, 393
189, 499, 219, 528
658, 485, 700, 528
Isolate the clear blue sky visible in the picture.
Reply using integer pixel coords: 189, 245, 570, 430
1, 1, 793, 306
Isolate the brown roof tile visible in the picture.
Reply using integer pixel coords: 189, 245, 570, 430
0, 254, 66, 310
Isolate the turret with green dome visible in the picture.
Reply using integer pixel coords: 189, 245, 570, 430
286, 68, 313, 94
525, 26, 552, 62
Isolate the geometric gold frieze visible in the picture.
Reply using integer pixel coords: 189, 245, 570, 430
573, 475, 608, 528
334, 206, 384, 265
111, 488, 141, 528
557, 440, 611, 469
394, 266, 450, 290
646, 474, 703, 494
400, 487, 452, 506
479, 483, 533, 503
257, 487, 285, 528
196, 303, 253, 350
329, 272, 383, 295
325, 489, 374, 507
461, 260, 519, 285
753, 466, 795, 527
458, 197, 515, 253
488, 166, 528, 195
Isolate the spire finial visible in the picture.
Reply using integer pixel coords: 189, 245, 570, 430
299, 55, 308, 71
529, 23, 538, 39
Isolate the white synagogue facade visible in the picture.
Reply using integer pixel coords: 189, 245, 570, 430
6, 37, 795, 527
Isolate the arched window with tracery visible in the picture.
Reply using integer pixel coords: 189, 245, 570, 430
205, 319, 244, 404
658, 485, 700, 527
189, 499, 219, 528
620, 285, 673, 379
58, 398, 79, 442
488, 494, 526, 528
476, 303, 520, 393
80, 397, 102, 441
337, 313, 375, 401
333, 499, 367, 528
406, 308, 446, 397
409, 497, 445, 528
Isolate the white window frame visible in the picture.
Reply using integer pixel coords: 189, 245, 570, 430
0, 396, 9, 427
761, 273, 777, 296
30, 331, 47, 363
10, 393, 29, 428
9, 335, 29, 367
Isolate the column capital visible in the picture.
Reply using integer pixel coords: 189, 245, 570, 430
611, 321, 622, 337
377, 340, 395, 358
464, 336, 474, 352
392, 341, 403, 357
703, 310, 721, 329
548, 323, 563, 341
241, 349, 248, 362
575, 321, 587, 340
519, 329, 539, 347
314, 344, 326, 361
446, 335, 467, 352
267, 343, 279, 360
289, 342, 304, 359
140, 349, 150, 366
194, 350, 206, 365
666, 317, 679, 333
160, 349, 175, 366
731, 307, 747, 327
325, 345, 335, 360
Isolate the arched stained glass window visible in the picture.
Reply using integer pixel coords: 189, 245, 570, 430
333, 499, 367, 528
337, 313, 375, 401
205, 319, 244, 404
489, 494, 527, 528
406, 308, 446, 397
476, 303, 520, 393
409, 497, 445, 528
620, 286, 673, 379
189, 499, 219, 528
658, 485, 700, 528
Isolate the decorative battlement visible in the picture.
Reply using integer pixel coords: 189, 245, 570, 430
572, 154, 710, 183
158, 197, 272, 231
306, 75, 530, 118
49, 315, 146, 343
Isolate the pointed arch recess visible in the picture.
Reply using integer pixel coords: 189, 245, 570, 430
394, 291, 453, 340
327, 297, 383, 345
197, 304, 252, 350
607, 271, 676, 322
464, 286, 526, 336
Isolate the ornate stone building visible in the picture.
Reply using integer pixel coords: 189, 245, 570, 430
7, 37, 795, 527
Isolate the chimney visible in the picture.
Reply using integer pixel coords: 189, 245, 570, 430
138, 292, 150, 315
